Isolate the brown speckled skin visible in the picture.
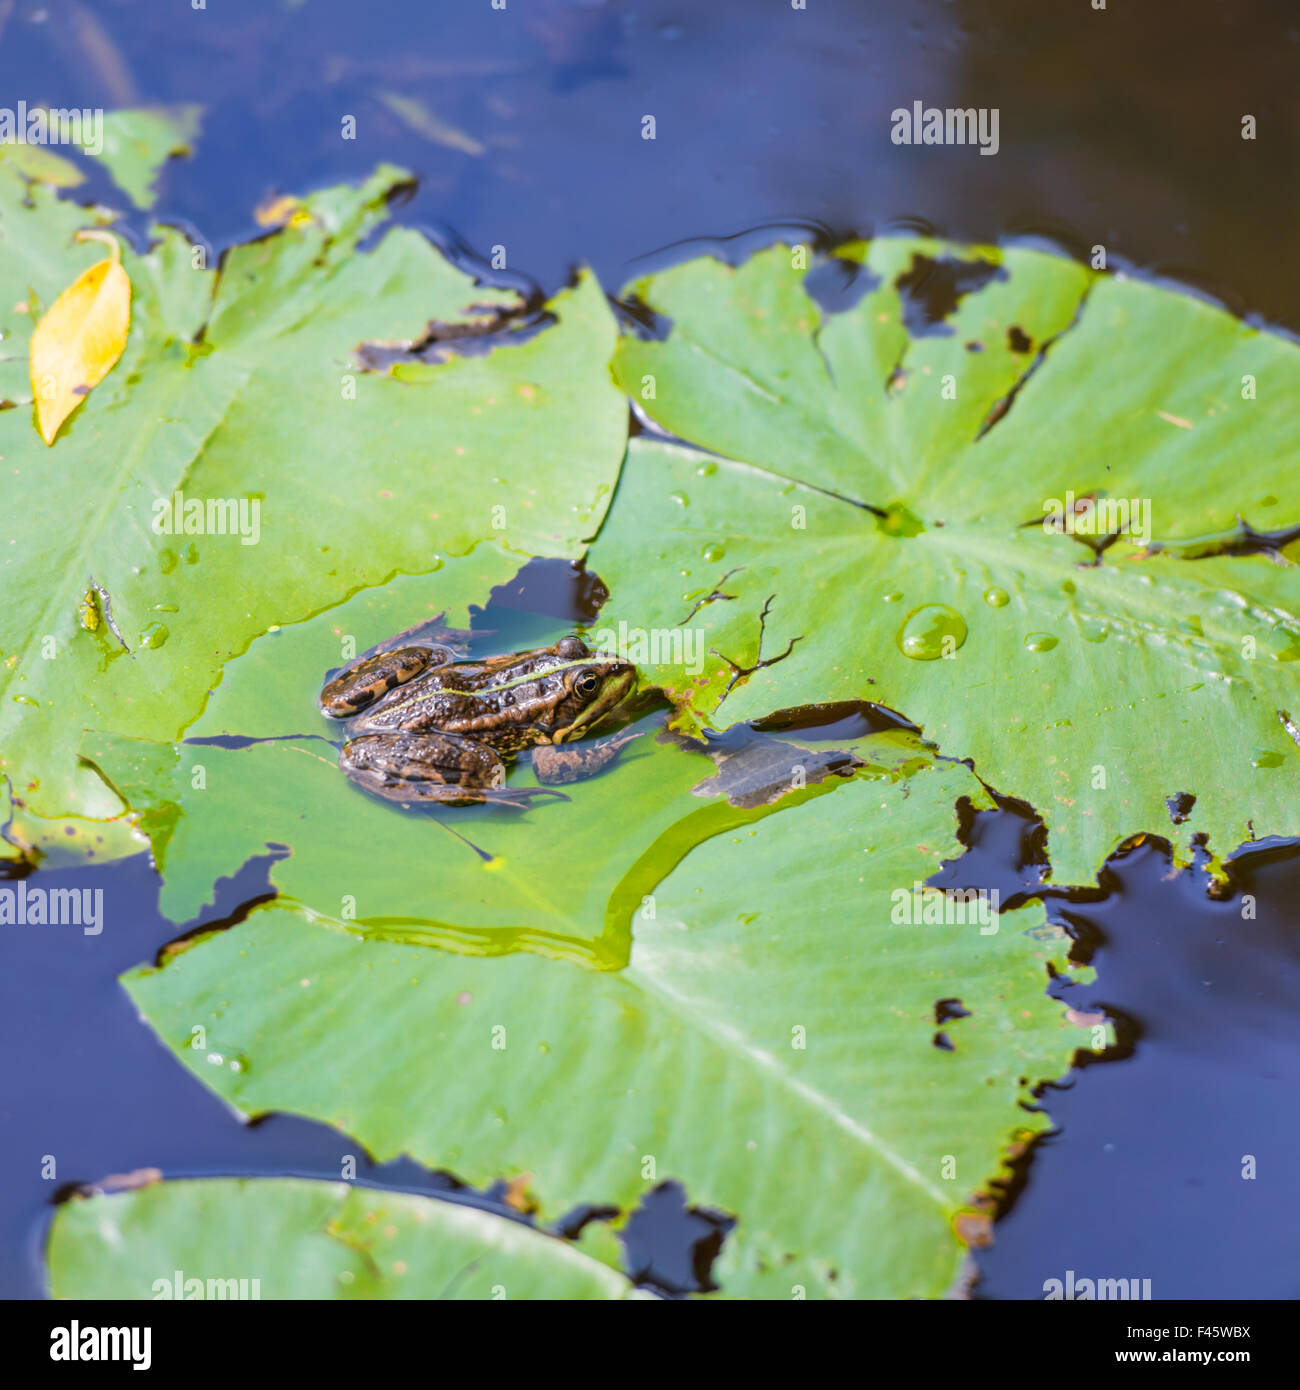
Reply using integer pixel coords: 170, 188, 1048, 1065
321, 636, 636, 805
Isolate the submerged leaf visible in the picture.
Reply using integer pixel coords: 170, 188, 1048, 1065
29, 231, 130, 445
376, 90, 486, 156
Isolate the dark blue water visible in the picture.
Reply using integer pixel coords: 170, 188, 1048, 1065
3, 0, 1299, 1299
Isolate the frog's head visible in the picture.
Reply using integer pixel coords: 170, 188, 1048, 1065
548, 636, 637, 742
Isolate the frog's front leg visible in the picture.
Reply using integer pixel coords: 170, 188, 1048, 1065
340, 733, 567, 808
321, 644, 456, 718
531, 729, 644, 786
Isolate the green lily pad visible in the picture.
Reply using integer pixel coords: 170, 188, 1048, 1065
188, 545, 525, 741
0, 163, 627, 849
121, 758, 1092, 1298
82, 105, 203, 210
82, 714, 902, 962
0, 140, 85, 188
48, 1178, 644, 1299
590, 242, 1300, 883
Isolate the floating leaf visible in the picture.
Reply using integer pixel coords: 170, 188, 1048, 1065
589, 241, 1300, 884
28, 230, 131, 445
82, 104, 203, 210
0, 163, 626, 847
49, 1178, 645, 1299
120, 759, 1092, 1298
0, 140, 85, 187
253, 191, 312, 229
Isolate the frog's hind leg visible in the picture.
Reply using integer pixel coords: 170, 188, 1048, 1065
320, 643, 456, 717
532, 728, 644, 785
340, 733, 568, 808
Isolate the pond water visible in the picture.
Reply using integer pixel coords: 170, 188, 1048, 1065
2, 0, 1297, 1299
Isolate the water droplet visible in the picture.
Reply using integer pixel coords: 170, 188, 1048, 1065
1080, 617, 1109, 643
897, 604, 967, 661
1274, 640, 1300, 663
13, 694, 39, 707
883, 591, 903, 603
537, 1041, 551, 1055
139, 622, 169, 650
1024, 633, 1059, 653
152, 603, 179, 614
1061, 578, 1076, 595
158, 548, 178, 574
669, 491, 689, 507
696, 461, 717, 477
1251, 748, 1284, 769
701, 542, 725, 563
983, 587, 1009, 608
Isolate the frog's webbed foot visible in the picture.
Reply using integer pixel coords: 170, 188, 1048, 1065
321, 643, 456, 718
532, 728, 644, 786
340, 733, 568, 809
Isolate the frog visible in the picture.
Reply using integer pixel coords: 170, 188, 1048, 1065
320, 635, 639, 808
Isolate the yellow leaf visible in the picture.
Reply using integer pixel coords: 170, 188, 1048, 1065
254, 192, 314, 229
29, 230, 131, 445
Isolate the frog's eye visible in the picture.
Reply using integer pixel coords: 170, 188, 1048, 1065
574, 668, 601, 698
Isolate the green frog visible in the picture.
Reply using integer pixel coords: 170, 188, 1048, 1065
320, 635, 638, 807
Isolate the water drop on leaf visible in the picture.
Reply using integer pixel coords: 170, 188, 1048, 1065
897, 605, 967, 660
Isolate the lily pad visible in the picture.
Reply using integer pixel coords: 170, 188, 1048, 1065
82, 714, 900, 962
121, 758, 1091, 1298
0, 163, 627, 848
82, 105, 203, 211
0, 140, 85, 188
590, 242, 1300, 883
48, 1177, 643, 1299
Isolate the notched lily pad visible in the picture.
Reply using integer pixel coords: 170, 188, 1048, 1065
591, 239, 1300, 884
